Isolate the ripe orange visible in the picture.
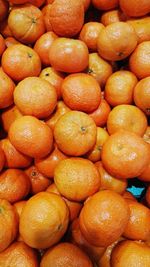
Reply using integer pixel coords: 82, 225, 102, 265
34, 31, 58, 66
79, 190, 129, 247
48, 0, 84, 37
54, 111, 97, 156
105, 70, 138, 106
129, 41, 150, 79
119, 0, 150, 17
42, 4, 52, 32
1, 105, 23, 133
14, 77, 57, 119
0, 0, 9, 22
1, 138, 32, 169
127, 17, 150, 43
0, 67, 15, 109
54, 157, 100, 201
0, 169, 31, 203
1, 44, 41, 82
25, 165, 51, 194
92, 0, 118, 10
0, 34, 5, 56
79, 22, 104, 51
107, 104, 148, 136
9, 116, 53, 159
8, 4, 45, 44
0, 199, 18, 252
5, 36, 20, 47
40, 242, 93, 267
138, 162, 150, 182
143, 126, 150, 144
134, 77, 150, 116
61, 73, 101, 113
89, 99, 111, 127
111, 240, 150, 267
20, 192, 69, 249
14, 200, 27, 218
101, 130, 150, 179
123, 199, 150, 241
97, 22, 138, 61
49, 38, 89, 73
95, 161, 127, 194
101, 9, 127, 26
88, 53, 113, 88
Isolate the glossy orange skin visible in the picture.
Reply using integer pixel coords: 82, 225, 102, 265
119, 0, 150, 17
0, 169, 31, 203
89, 99, 111, 127
49, 38, 89, 73
134, 77, 150, 116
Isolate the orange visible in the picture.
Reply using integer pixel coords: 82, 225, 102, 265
54, 157, 100, 201
0, 67, 15, 109
107, 104, 148, 136
138, 162, 150, 182
20, 192, 69, 249
0, 241, 39, 267
129, 41, 150, 79
1, 44, 41, 82
5, 36, 20, 47
54, 111, 97, 156
34, 31, 58, 66
122, 190, 137, 201
101, 130, 150, 179
97, 22, 138, 61
42, 4, 53, 32
0, 199, 18, 252
14, 200, 27, 218
127, 17, 150, 43
134, 77, 150, 116
1, 105, 23, 133
1, 138, 32, 169
79, 22, 104, 51
86, 127, 109, 162
119, 0, 150, 17
40, 242, 93, 267
45, 100, 70, 131
0, 169, 31, 203
9, 115, 53, 159
29, 0, 45, 7
40, 67, 64, 100
89, 99, 111, 127
105, 70, 138, 106
143, 126, 150, 144
0, 146, 5, 172
61, 73, 101, 113
25, 165, 51, 194
101, 9, 127, 26
83, 0, 91, 11
46, 183, 82, 222
49, 38, 89, 73
92, 0, 118, 10
70, 218, 106, 263
111, 240, 150, 267
0, 34, 5, 56
79, 190, 129, 247
123, 199, 150, 241
88, 53, 113, 88
48, 0, 84, 37
0, 0, 9, 22
95, 161, 127, 194
35, 143, 67, 179
14, 77, 57, 119
8, 4, 45, 44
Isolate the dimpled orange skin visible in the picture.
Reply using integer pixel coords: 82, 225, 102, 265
101, 130, 150, 179
89, 99, 111, 127
20, 192, 69, 249
8, 116, 53, 159
79, 190, 130, 247
49, 38, 89, 73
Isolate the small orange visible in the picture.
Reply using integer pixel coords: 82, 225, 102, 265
54, 157, 100, 201
95, 161, 127, 194
101, 9, 127, 26
1, 138, 32, 169
20, 192, 69, 249
127, 17, 150, 43
1, 105, 23, 133
61, 73, 101, 113
0, 199, 18, 252
0, 34, 6, 56
92, 0, 118, 10
1, 44, 41, 82
105, 70, 138, 106
89, 99, 111, 127
101, 130, 150, 179
134, 77, 150, 116
79, 190, 129, 247
119, 0, 150, 17
129, 41, 150, 79
40, 242, 93, 267
25, 165, 51, 194
14, 200, 27, 218
54, 111, 97, 156
9, 116, 53, 159
123, 199, 150, 241
0, 0, 9, 22
97, 22, 138, 61
49, 38, 89, 73
88, 53, 113, 88
107, 104, 148, 136
14, 77, 57, 119
0, 67, 15, 109
5, 36, 20, 47
79, 22, 104, 51
34, 31, 58, 66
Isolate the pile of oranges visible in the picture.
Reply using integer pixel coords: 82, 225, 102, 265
0, 0, 150, 266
